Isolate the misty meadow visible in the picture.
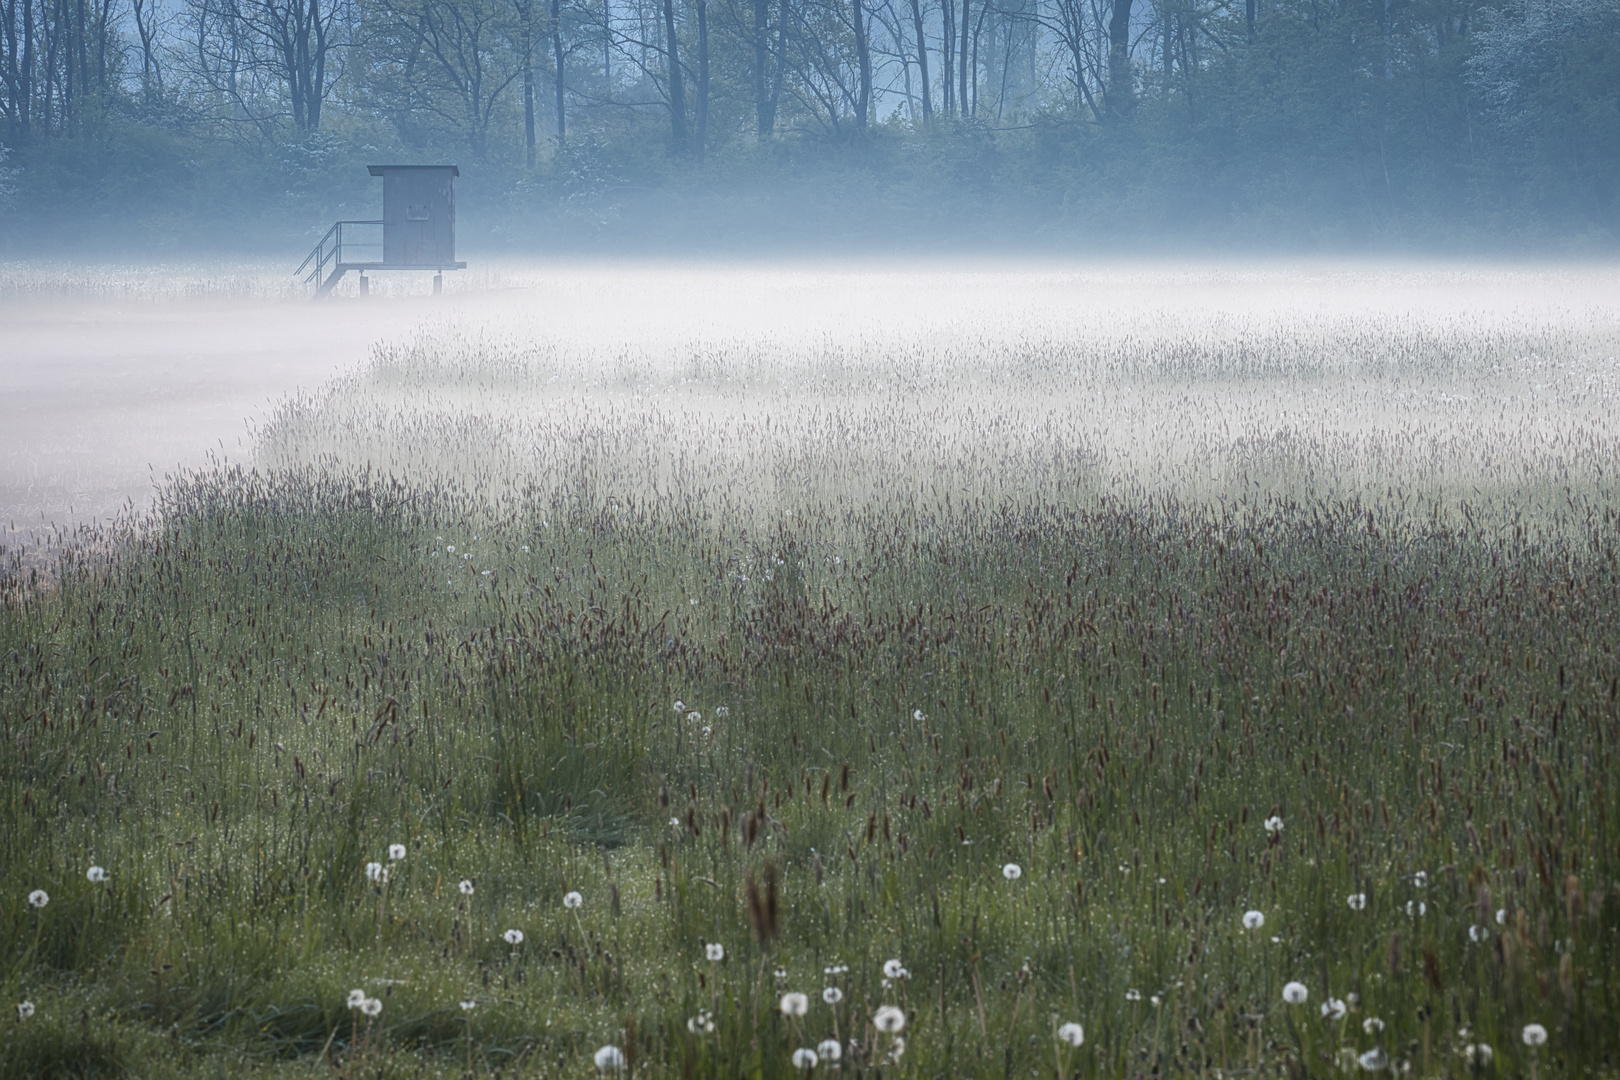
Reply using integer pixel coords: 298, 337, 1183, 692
1, 263, 1618, 1078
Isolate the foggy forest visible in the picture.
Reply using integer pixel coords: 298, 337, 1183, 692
0, 0, 1617, 247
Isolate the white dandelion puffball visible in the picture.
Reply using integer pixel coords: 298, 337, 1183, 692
388, 843, 406, 861
1264, 815, 1284, 834
817, 1038, 842, 1062
791, 1048, 819, 1069
672, 700, 685, 713
1469, 925, 1488, 942
459, 879, 475, 895
594, 1044, 627, 1072
27, 890, 48, 909
780, 992, 809, 1017
1413, 871, 1429, 888
715, 706, 729, 718
687, 1011, 715, 1034
1321, 997, 1347, 1020
1406, 900, 1426, 917
1363, 1017, 1385, 1034
1465, 1044, 1493, 1065
461, 1000, 477, 1011
687, 711, 702, 723
347, 989, 367, 1008
913, 709, 926, 722
1523, 1023, 1548, 1046
883, 958, 906, 979
873, 1004, 906, 1033
17, 1001, 35, 1021
1243, 910, 1265, 930
1347, 893, 1367, 910
822, 987, 843, 1004
706, 942, 725, 962
1125, 989, 1142, 1001
1002, 863, 1022, 880
504, 929, 524, 945
1496, 908, 1507, 924
360, 997, 383, 1017
1358, 1047, 1389, 1071
888, 1035, 906, 1061
364, 862, 384, 882
563, 891, 584, 909
1282, 981, 1309, 1005
1056, 1022, 1085, 1047
86, 866, 108, 883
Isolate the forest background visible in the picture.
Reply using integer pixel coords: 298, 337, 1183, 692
0, 0, 1616, 253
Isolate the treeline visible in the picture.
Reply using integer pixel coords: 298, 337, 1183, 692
0, 0, 1615, 250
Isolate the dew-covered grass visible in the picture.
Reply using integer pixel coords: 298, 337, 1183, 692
2, 263, 1619, 1078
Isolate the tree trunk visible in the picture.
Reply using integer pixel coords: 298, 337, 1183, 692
695, 0, 707, 158
908, 0, 930, 122
957, 0, 967, 120
661, 0, 686, 151
752, 0, 769, 135
519, 0, 536, 163
941, 0, 954, 115
551, 0, 565, 143
1106, 0, 1132, 117
852, 0, 869, 131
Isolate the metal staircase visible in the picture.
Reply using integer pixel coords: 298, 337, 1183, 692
295, 220, 384, 298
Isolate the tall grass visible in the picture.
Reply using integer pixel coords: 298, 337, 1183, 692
2, 265, 1618, 1077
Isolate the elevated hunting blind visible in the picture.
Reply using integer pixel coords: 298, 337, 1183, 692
296, 164, 466, 298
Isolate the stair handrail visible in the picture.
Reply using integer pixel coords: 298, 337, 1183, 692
296, 220, 387, 292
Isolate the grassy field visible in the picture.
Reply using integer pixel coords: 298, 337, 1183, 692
2, 264, 1619, 1078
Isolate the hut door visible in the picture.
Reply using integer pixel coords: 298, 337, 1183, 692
405, 202, 433, 265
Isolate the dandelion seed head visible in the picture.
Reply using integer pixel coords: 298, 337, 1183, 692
1495, 908, 1507, 925
348, 989, 367, 1008
388, 843, 406, 861
364, 862, 384, 882
706, 943, 725, 961
1465, 1044, 1493, 1065
791, 1048, 818, 1069
780, 992, 808, 1017
1358, 1047, 1389, 1071
360, 997, 383, 1017
883, 958, 906, 979
1469, 925, 1488, 942
688, 1010, 715, 1034
563, 891, 583, 909
1347, 893, 1367, 910
594, 1045, 626, 1072
1002, 863, 1022, 880
1125, 989, 1141, 1001
874, 1004, 906, 1033
27, 890, 48, 909
17, 1001, 35, 1021
87, 866, 108, 883
1243, 909, 1265, 929
715, 706, 729, 718
817, 1038, 842, 1062
1282, 981, 1309, 1005
459, 879, 474, 895
1363, 1017, 1385, 1034
1056, 1022, 1085, 1047
672, 700, 685, 713
823, 987, 843, 1004
1321, 997, 1347, 1020
1522, 1023, 1547, 1046
504, 928, 524, 945
1264, 815, 1284, 834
